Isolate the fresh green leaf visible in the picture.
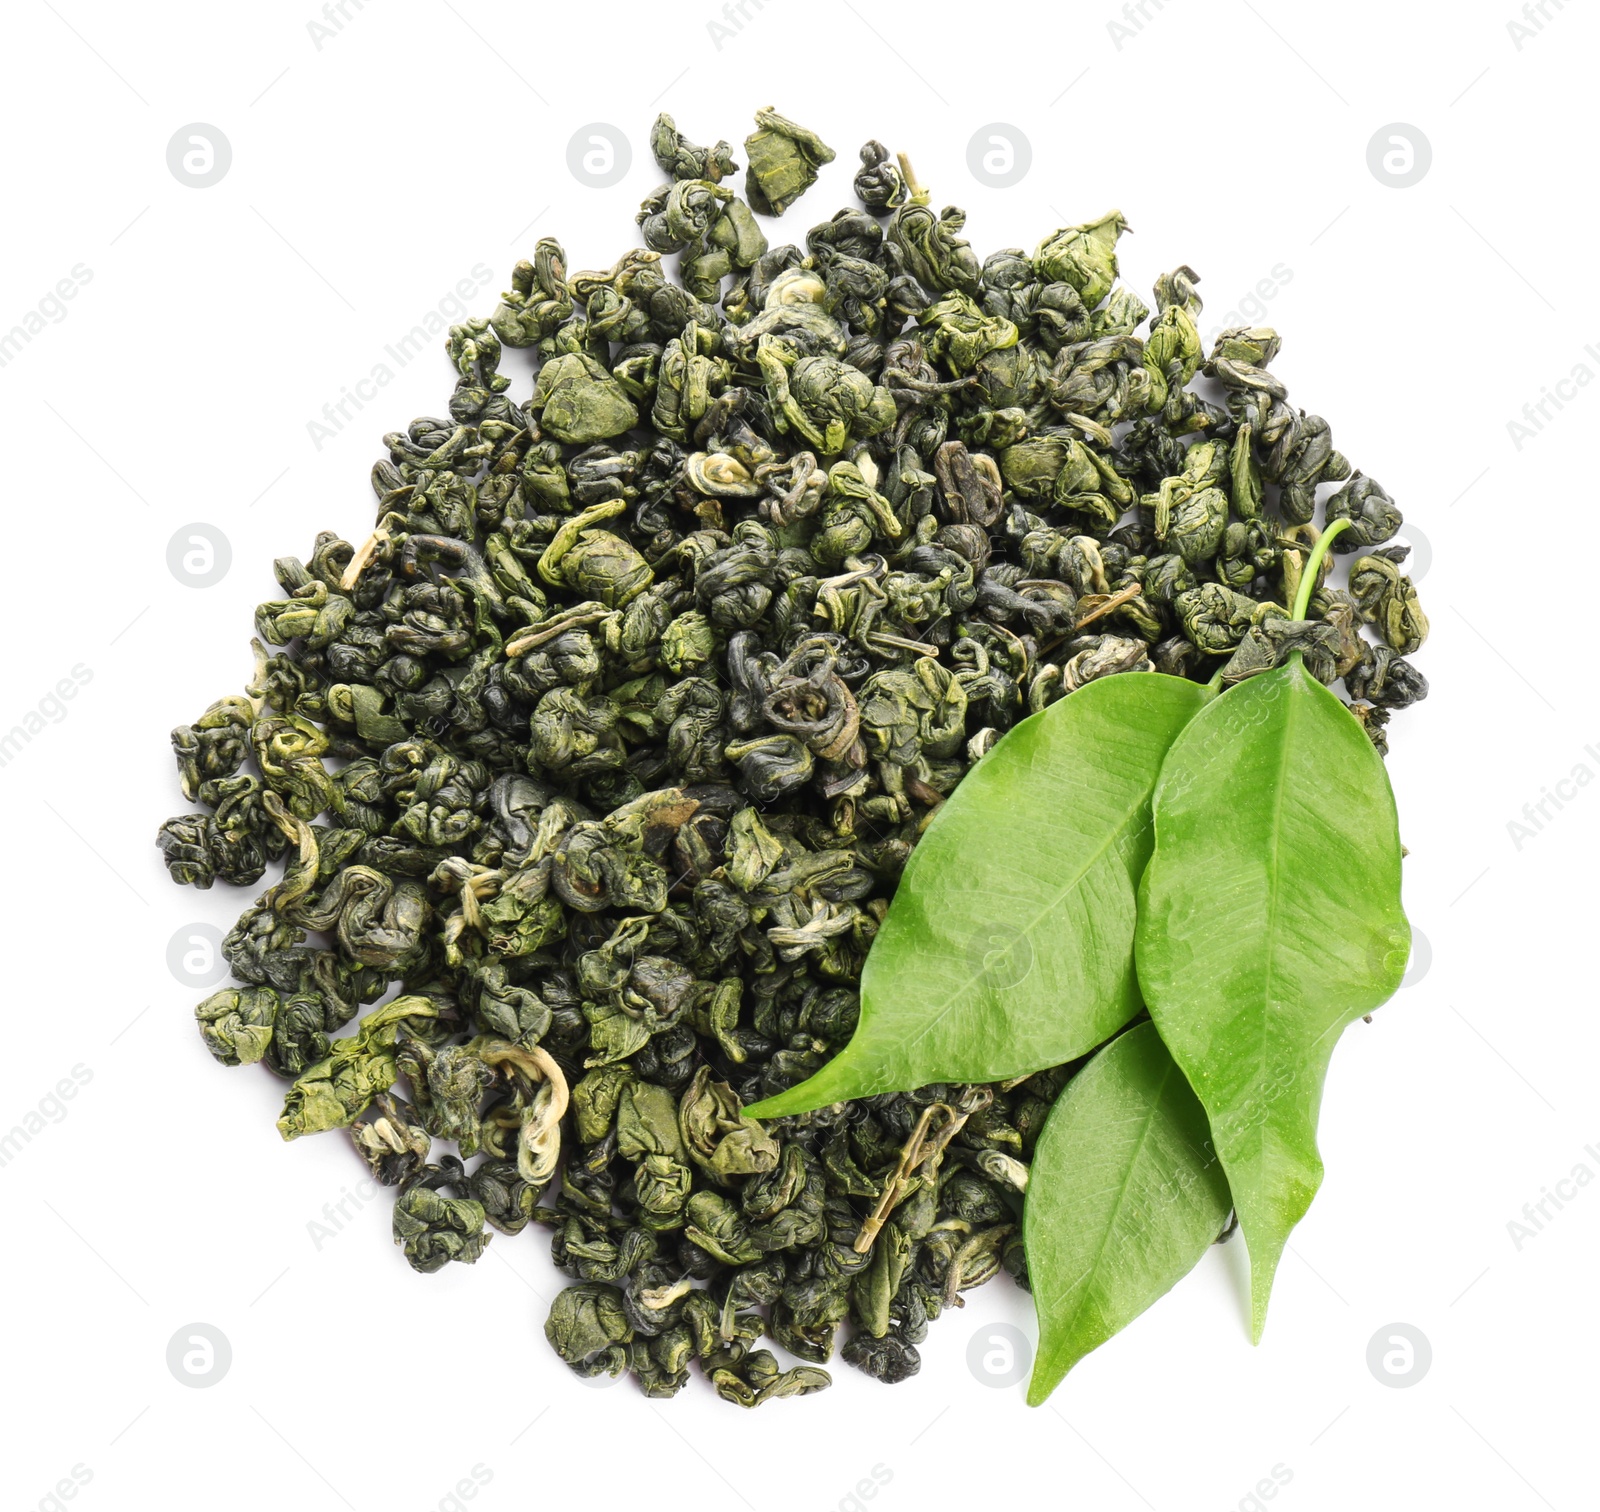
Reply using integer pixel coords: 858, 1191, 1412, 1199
1135, 656, 1408, 1341
746, 674, 1209, 1120
1025, 1021, 1232, 1405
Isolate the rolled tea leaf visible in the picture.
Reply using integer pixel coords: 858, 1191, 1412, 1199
747, 673, 1208, 1119
1135, 655, 1408, 1341
743, 107, 835, 217
1025, 1022, 1232, 1405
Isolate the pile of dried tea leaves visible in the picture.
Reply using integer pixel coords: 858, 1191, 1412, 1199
158, 108, 1427, 1404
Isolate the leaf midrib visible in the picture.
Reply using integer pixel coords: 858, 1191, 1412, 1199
1238, 671, 1297, 1176
1055, 1058, 1173, 1342
893, 783, 1144, 1058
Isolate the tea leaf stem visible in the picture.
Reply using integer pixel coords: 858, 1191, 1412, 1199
1290, 516, 1353, 621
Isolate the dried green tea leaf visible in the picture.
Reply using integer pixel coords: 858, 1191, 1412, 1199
743, 107, 835, 217
1025, 1022, 1231, 1405
1135, 656, 1408, 1341
747, 674, 1208, 1118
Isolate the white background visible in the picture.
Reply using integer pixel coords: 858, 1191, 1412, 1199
1, 1, 1594, 1509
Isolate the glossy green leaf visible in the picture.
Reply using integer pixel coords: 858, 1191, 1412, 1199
1135, 656, 1408, 1341
747, 674, 1209, 1120
1025, 1021, 1232, 1405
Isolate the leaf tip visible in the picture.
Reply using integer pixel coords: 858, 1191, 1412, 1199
1248, 1250, 1281, 1344
742, 1065, 840, 1121
741, 1091, 796, 1121
1025, 1360, 1062, 1408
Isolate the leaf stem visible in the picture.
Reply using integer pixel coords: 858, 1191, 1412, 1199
897, 152, 930, 206
851, 1086, 990, 1253
1290, 517, 1353, 621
